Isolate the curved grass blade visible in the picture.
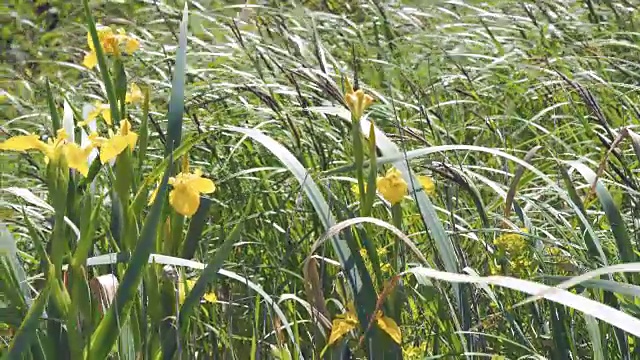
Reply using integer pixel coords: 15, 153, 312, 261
403, 267, 640, 338
504, 146, 541, 219
569, 162, 636, 264
308, 216, 430, 266
223, 126, 385, 355
369, 144, 608, 265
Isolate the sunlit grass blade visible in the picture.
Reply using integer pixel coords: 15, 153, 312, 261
569, 162, 636, 265
403, 267, 640, 337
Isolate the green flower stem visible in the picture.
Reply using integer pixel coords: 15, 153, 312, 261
391, 203, 403, 270
351, 116, 366, 215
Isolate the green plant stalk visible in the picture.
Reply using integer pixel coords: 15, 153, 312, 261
46, 159, 69, 280
82, 0, 120, 124
363, 121, 378, 216
389, 203, 404, 324
137, 85, 150, 171
115, 150, 134, 250
50, 273, 83, 359
167, 214, 185, 255
114, 57, 127, 118
351, 116, 366, 212
45, 79, 61, 133
85, 157, 172, 359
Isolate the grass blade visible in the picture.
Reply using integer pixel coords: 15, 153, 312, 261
165, 4, 188, 155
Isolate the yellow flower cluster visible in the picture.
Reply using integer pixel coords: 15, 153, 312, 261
1, 117, 139, 176
492, 229, 534, 277
83, 26, 140, 69
327, 302, 401, 346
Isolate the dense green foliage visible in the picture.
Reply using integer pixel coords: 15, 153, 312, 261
1, 0, 640, 359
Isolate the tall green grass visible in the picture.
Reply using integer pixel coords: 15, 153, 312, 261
1, 0, 640, 359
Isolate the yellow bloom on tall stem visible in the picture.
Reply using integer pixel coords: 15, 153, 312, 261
376, 167, 408, 205
168, 169, 216, 216
0, 129, 93, 176
344, 78, 374, 120
90, 119, 138, 164
83, 26, 140, 69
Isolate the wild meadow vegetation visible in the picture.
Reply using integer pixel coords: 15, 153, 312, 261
1, 0, 640, 358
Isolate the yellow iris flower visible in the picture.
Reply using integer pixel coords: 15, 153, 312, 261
89, 119, 138, 164
0, 129, 94, 176
327, 303, 401, 346
376, 167, 408, 205
125, 83, 143, 104
344, 77, 374, 120
83, 26, 140, 69
80, 102, 112, 126
168, 169, 216, 216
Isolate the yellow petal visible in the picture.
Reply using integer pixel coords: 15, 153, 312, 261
125, 37, 140, 54
188, 177, 216, 194
169, 186, 201, 216
64, 143, 91, 177
203, 292, 217, 303
82, 51, 98, 69
87, 31, 95, 51
327, 318, 356, 346
417, 175, 435, 196
99, 135, 129, 164
125, 83, 143, 104
102, 108, 112, 125
125, 132, 138, 151
0, 135, 44, 152
83, 104, 105, 126
376, 315, 401, 344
